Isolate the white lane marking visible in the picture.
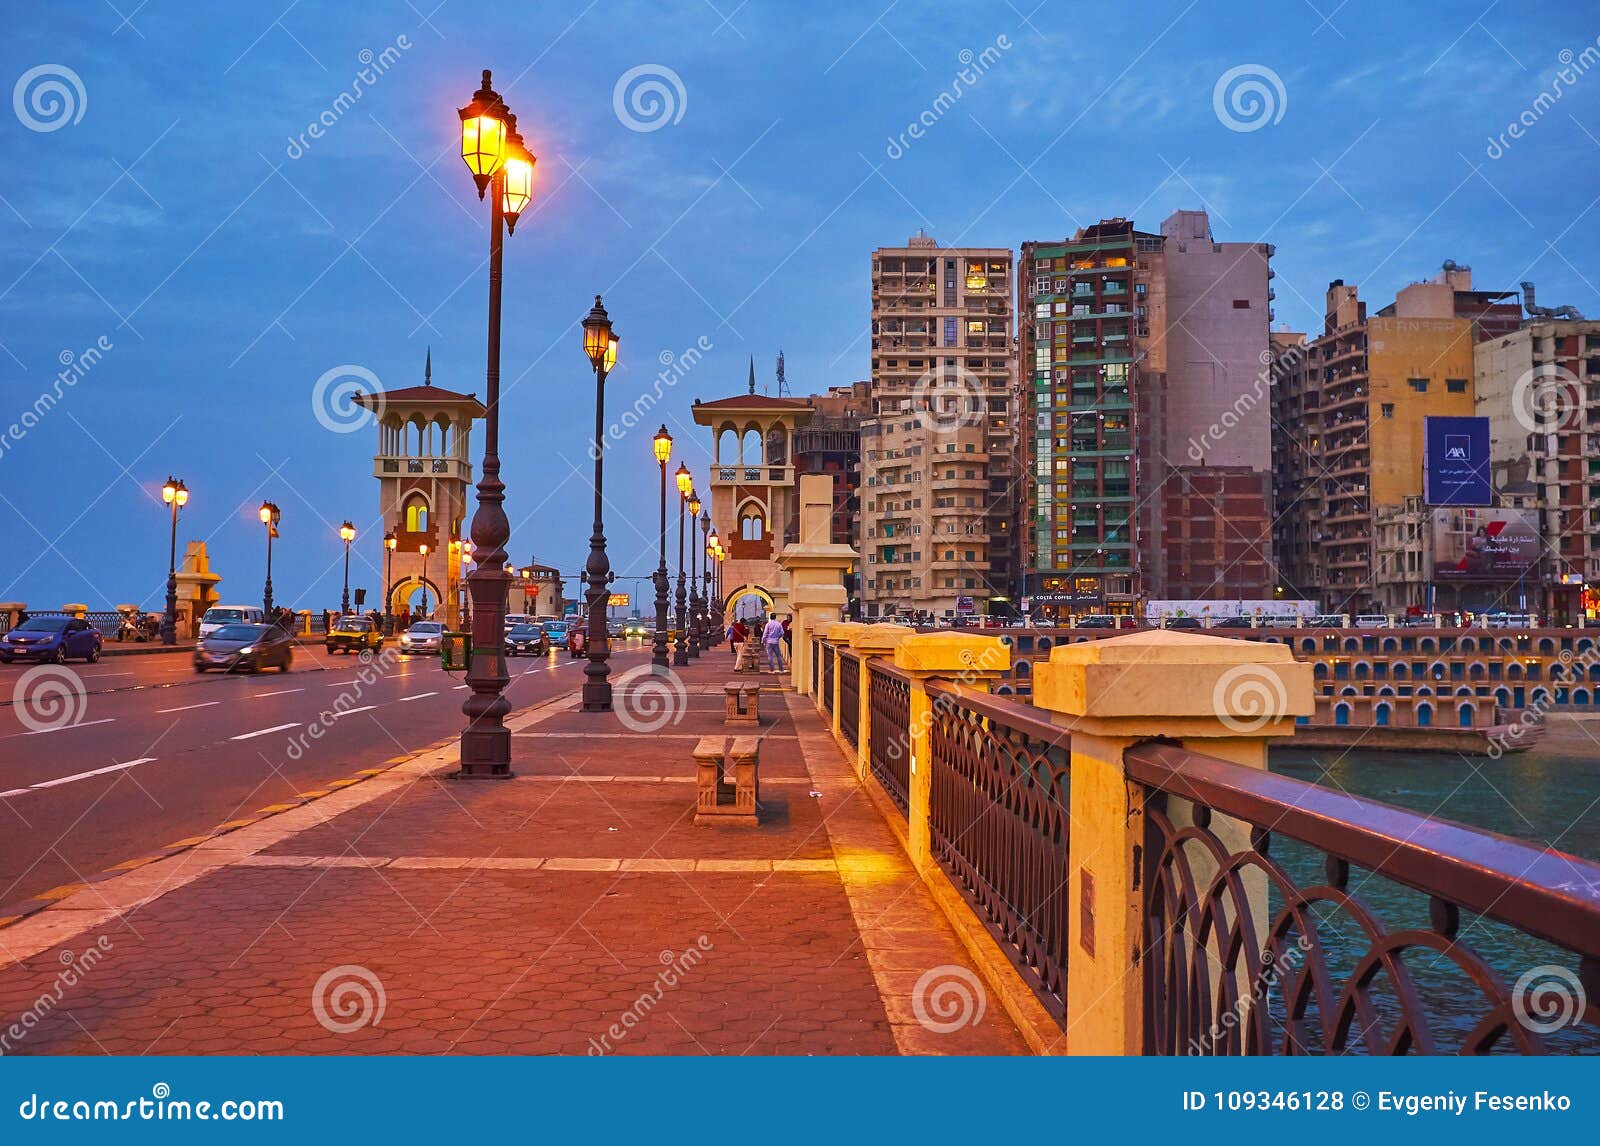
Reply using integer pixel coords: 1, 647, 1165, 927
325, 680, 359, 687
24, 718, 115, 736
332, 706, 377, 718
453, 685, 469, 690
0, 788, 32, 798
397, 692, 437, 702
155, 700, 221, 714
231, 722, 301, 740
251, 688, 304, 698
29, 757, 157, 790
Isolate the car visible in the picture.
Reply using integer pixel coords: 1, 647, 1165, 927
193, 623, 293, 673
0, 615, 102, 664
507, 623, 549, 657
325, 615, 382, 655
541, 620, 569, 643
198, 605, 265, 638
1074, 615, 1117, 629
1164, 616, 1204, 630
504, 613, 532, 632
1309, 614, 1348, 628
399, 621, 445, 656
607, 619, 626, 639
622, 618, 651, 639
1213, 616, 1256, 629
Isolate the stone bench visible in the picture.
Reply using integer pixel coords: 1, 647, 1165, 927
723, 681, 761, 726
692, 735, 760, 827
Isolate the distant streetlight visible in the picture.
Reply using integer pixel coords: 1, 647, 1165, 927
419, 542, 430, 618
694, 502, 709, 656
685, 488, 702, 657
580, 294, 620, 711
259, 501, 281, 616
673, 461, 692, 666
159, 477, 189, 645
651, 425, 673, 672
339, 521, 356, 614
383, 530, 397, 635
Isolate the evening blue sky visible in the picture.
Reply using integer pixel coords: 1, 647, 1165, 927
2, 0, 1597, 611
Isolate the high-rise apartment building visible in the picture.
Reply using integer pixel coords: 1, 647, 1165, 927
1020, 211, 1274, 619
860, 234, 1016, 620
1271, 265, 1492, 612
1475, 317, 1600, 623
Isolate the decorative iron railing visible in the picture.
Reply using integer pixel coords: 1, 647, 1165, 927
820, 642, 835, 719
867, 662, 911, 814
924, 679, 1073, 1021
838, 649, 861, 748
1126, 741, 1600, 1055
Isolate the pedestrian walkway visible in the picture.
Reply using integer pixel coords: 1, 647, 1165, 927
0, 657, 1026, 1056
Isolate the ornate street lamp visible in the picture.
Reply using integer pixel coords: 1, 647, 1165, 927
673, 462, 692, 666
651, 426, 673, 671
339, 521, 356, 615
383, 530, 397, 635
695, 503, 710, 656
460, 539, 474, 628
159, 477, 188, 645
580, 294, 619, 711
685, 488, 702, 657
457, 68, 538, 777
259, 500, 280, 616
419, 541, 430, 618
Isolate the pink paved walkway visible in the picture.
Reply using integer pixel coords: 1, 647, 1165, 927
0, 657, 1028, 1056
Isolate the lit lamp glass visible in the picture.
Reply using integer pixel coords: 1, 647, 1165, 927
339, 521, 356, 544
604, 333, 619, 372
162, 478, 189, 507
500, 117, 535, 232
687, 490, 701, 517
384, 532, 397, 552
652, 425, 673, 465
458, 71, 506, 197
674, 462, 692, 497
582, 296, 613, 367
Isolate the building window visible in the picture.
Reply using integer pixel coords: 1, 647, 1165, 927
1446, 378, 1467, 393
1381, 403, 1395, 418
1408, 378, 1429, 393
1232, 299, 1250, 309
403, 494, 429, 534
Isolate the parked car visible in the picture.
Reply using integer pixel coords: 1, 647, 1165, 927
1213, 616, 1256, 629
0, 615, 103, 664
400, 621, 445, 656
325, 614, 382, 655
198, 605, 264, 638
507, 623, 549, 657
1074, 615, 1117, 629
193, 623, 293, 673
1163, 616, 1203, 630
1308, 614, 1348, 628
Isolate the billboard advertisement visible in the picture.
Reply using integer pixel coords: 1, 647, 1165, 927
1423, 415, 1492, 506
1432, 508, 1540, 580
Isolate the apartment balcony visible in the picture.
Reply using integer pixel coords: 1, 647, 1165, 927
375, 455, 472, 481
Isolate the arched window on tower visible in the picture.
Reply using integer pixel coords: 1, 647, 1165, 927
740, 510, 765, 541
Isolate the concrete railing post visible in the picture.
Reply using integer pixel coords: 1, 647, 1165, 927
846, 623, 913, 782
891, 633, 1010, 875
1031, 630, 1313, 1056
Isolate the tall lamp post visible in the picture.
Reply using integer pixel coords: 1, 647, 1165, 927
580, 295, 619, 711
160, 477, 189, 645
460, 540, 474, 629
651, 426, 673, 671
259, 500, 280, 616
383, 531, 397, 635
339, 521, 356, 615
696, 505, 710, 655
672, 462, 692, 666
685, 489, 702, 657
419, 542, 430, 619
457, 69, 534, 777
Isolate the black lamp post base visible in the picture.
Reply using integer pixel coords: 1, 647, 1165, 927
452, 726, 513, 780
581, 686, 612, 712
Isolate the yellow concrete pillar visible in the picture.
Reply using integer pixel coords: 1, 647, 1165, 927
891, 632, 1011, 875
823, 622, 865, 738
847, 623, 914, 782
1031, 630, 1313, 1056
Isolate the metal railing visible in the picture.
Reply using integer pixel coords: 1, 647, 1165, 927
838, 649, 861, 748
820, 642, 835, 719
1125, 740, 1600, 1055
867, 662, 911, 814
924, 679, 1073, 1021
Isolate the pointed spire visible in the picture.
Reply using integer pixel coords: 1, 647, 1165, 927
747, 356, 756, 395
424, 347, 432, 386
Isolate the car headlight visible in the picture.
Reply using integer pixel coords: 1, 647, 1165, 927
238, 646, 255, 654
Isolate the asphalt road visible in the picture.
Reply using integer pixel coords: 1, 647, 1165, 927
0, 639, 649, 907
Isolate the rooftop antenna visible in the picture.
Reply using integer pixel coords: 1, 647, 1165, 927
424, 346, 432, 386
747, 356, 756, 395
776, 348, 788, 397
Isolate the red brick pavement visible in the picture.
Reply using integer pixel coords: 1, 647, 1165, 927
0, 660, 1028, 1056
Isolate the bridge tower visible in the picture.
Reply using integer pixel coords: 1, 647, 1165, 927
355, 353, 485, 625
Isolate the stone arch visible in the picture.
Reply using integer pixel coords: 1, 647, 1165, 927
390, 574, 443, 618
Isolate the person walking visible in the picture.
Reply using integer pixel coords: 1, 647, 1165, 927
761, 612, 786, 673
728, 618, 746, 659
